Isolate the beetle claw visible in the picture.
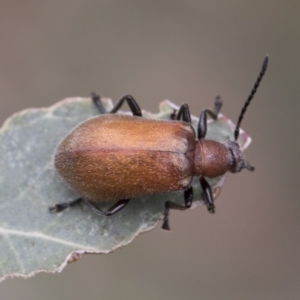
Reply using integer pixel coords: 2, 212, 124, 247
49, 203, 70, 213
207, 204, 215, 214
162, 221, 171, 231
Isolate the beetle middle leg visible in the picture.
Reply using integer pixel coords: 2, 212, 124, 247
162, 187, 193, 231
82, 198, 131, 216
172, 103, 192, 123
202, 95, 223, 120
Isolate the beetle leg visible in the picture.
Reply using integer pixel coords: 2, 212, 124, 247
110, 95, 143, 116
175, 104, 192, 123
49, 198, 83, 212
213, 95, 223, 116
91, 93, 107, 114
162, 187, 193, 231
82, 198, 131, 216
204, 96, 223, 120
197, 110, 207, 139
49, 198, 130, 216
199, 176, 215, 213
170, 109, 177, 120
197, 96, 223, 139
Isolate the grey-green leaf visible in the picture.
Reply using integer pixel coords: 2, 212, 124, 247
0, 98, 251, 281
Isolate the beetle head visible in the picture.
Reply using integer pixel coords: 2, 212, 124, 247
226, 140, 254, 173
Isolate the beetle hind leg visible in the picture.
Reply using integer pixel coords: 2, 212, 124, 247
49, 198, 83, 212
91, 93, 143, 117
49, 198, 131, 216
162, 187, 193, 231
110, 95, 142, 116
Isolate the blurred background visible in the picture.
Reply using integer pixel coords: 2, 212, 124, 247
1, 1, 300, 299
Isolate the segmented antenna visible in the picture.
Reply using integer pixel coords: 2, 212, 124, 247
234, 55, 269, 141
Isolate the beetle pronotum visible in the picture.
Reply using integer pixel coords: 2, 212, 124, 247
50, 56, 269, 230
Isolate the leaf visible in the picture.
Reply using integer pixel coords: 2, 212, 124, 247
0, 97, 251, 281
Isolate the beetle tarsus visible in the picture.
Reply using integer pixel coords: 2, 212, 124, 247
207, 204, 215, 214
170, 109, 177, 120
49, 203, 67, 212
213, 96, 223, 116
162, 187, 193, 230
49, 198, 83, 212
91, 93, 107, 114
162, 219, 171, 231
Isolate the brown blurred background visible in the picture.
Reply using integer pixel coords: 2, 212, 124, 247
1, 1, 300, 299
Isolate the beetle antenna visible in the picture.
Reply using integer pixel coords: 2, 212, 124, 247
234, 55, 269, 141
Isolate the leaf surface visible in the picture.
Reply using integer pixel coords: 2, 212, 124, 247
0, 98, 251, 281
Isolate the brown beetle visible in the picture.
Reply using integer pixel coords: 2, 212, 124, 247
50, 56, 268, 230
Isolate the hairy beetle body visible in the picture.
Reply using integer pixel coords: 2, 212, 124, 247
55, 114, 196, 201
50, 56, 269, 230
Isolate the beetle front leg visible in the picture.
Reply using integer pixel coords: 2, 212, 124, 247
162, 187, 193, 231
199, 176, 215, 213
197, 96, 223, 139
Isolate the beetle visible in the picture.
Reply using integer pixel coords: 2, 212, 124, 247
50, 55, 268, 230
